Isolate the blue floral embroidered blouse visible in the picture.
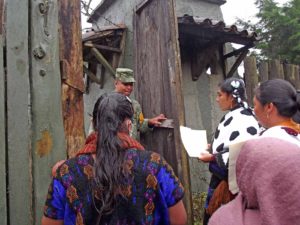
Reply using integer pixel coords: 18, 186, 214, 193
44, 149, 184, 225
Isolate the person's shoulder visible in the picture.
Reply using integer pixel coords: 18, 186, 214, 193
129, 98, 141, 107
54, 154, 94, 178
125, 149, 164, 168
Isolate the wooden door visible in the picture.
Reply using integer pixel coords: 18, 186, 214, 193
133, 0, 193, 223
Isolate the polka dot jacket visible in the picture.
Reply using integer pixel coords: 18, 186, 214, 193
212, 106, 260, 168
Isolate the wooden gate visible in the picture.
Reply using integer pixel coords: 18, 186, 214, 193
133, 0, 193, 223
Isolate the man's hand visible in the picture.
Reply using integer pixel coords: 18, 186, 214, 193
148, 114, 167, 126
198, 151, 214, 162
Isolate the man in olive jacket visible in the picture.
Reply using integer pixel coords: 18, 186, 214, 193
114, 68, 166, 140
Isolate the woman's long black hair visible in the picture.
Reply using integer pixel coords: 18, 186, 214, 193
92, 92, 134, 221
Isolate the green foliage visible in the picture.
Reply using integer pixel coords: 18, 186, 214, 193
237, 0, 300, 64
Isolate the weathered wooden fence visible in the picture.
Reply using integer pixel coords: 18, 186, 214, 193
244, 56, 300, 104
0, 0, 84, 224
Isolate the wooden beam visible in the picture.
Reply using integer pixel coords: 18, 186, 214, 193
118, 29, 127, 68
226, 49, 248, 78
90, 47, 115, 78
223, 44, 253, 59
84, 42, 121, 53
135, 0, 152, 14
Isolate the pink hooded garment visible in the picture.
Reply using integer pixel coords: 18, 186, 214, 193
209, 137, 300, 225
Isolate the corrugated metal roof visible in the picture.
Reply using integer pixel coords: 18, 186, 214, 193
178, 15, 258, 46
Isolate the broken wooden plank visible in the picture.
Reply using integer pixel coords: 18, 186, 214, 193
84, 42, 121, 53
90, 47, 115, 77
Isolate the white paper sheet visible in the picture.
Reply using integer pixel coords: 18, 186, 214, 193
180, 126, 208, 157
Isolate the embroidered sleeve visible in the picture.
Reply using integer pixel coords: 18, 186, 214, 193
157, 159, 185, 207
44, 179, 66, 219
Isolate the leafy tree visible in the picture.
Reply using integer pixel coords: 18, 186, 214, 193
237, 0, 300, 64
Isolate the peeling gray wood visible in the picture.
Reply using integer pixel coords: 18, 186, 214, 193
30, 0, 67, 222
6, 0, 32, 224
0, 35, 7, 225
0, 1, 6, 224
133, 0, 193, 223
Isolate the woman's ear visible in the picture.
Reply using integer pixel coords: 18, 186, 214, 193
126, 119, 132, 133
265, 102, 275, 115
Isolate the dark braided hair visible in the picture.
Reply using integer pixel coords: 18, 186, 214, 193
219, 77, 249, 109
92, 92, 133, 222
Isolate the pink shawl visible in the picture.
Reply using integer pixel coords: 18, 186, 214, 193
209, 137, 300, 225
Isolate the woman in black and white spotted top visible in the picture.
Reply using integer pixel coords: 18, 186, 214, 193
199, 77, 260, 225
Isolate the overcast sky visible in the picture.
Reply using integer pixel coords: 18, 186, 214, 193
221, 0, 290, 25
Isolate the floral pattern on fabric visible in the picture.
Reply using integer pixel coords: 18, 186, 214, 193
44, 150, 184, 225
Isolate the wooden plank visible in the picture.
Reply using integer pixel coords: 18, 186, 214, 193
84, 42, 121, 53
284, 63, 297, 87
226, 50, 248, 78
6, 0, 32, 224
244, 56, 259, 106
59, 0, 85, 157
30, 0, 67, 222
0, 1, 7, 221
269, 59, 284, 79
258, 61, 269, 82
133, 0, 193, 223
90, 47, 116, 77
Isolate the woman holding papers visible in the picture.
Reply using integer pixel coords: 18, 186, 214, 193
209, 137, 300, 225
253, 79, 300, 144
199, 78, 260, 225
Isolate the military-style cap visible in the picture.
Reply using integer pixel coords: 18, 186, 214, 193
115, 68, 136, 83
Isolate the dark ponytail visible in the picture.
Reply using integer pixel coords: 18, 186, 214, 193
92, 92, 134, 220
292, 91, 300, 123
255, 79, 298, 118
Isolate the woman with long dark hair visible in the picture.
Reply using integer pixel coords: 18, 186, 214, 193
42, 92, 187, 225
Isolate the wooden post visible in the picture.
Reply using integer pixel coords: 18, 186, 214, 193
269, 59, 284, 79
58, 0, 85, 157
283, 63, 297, 87
258, 61, 269, 82
244, 56, 259, 106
